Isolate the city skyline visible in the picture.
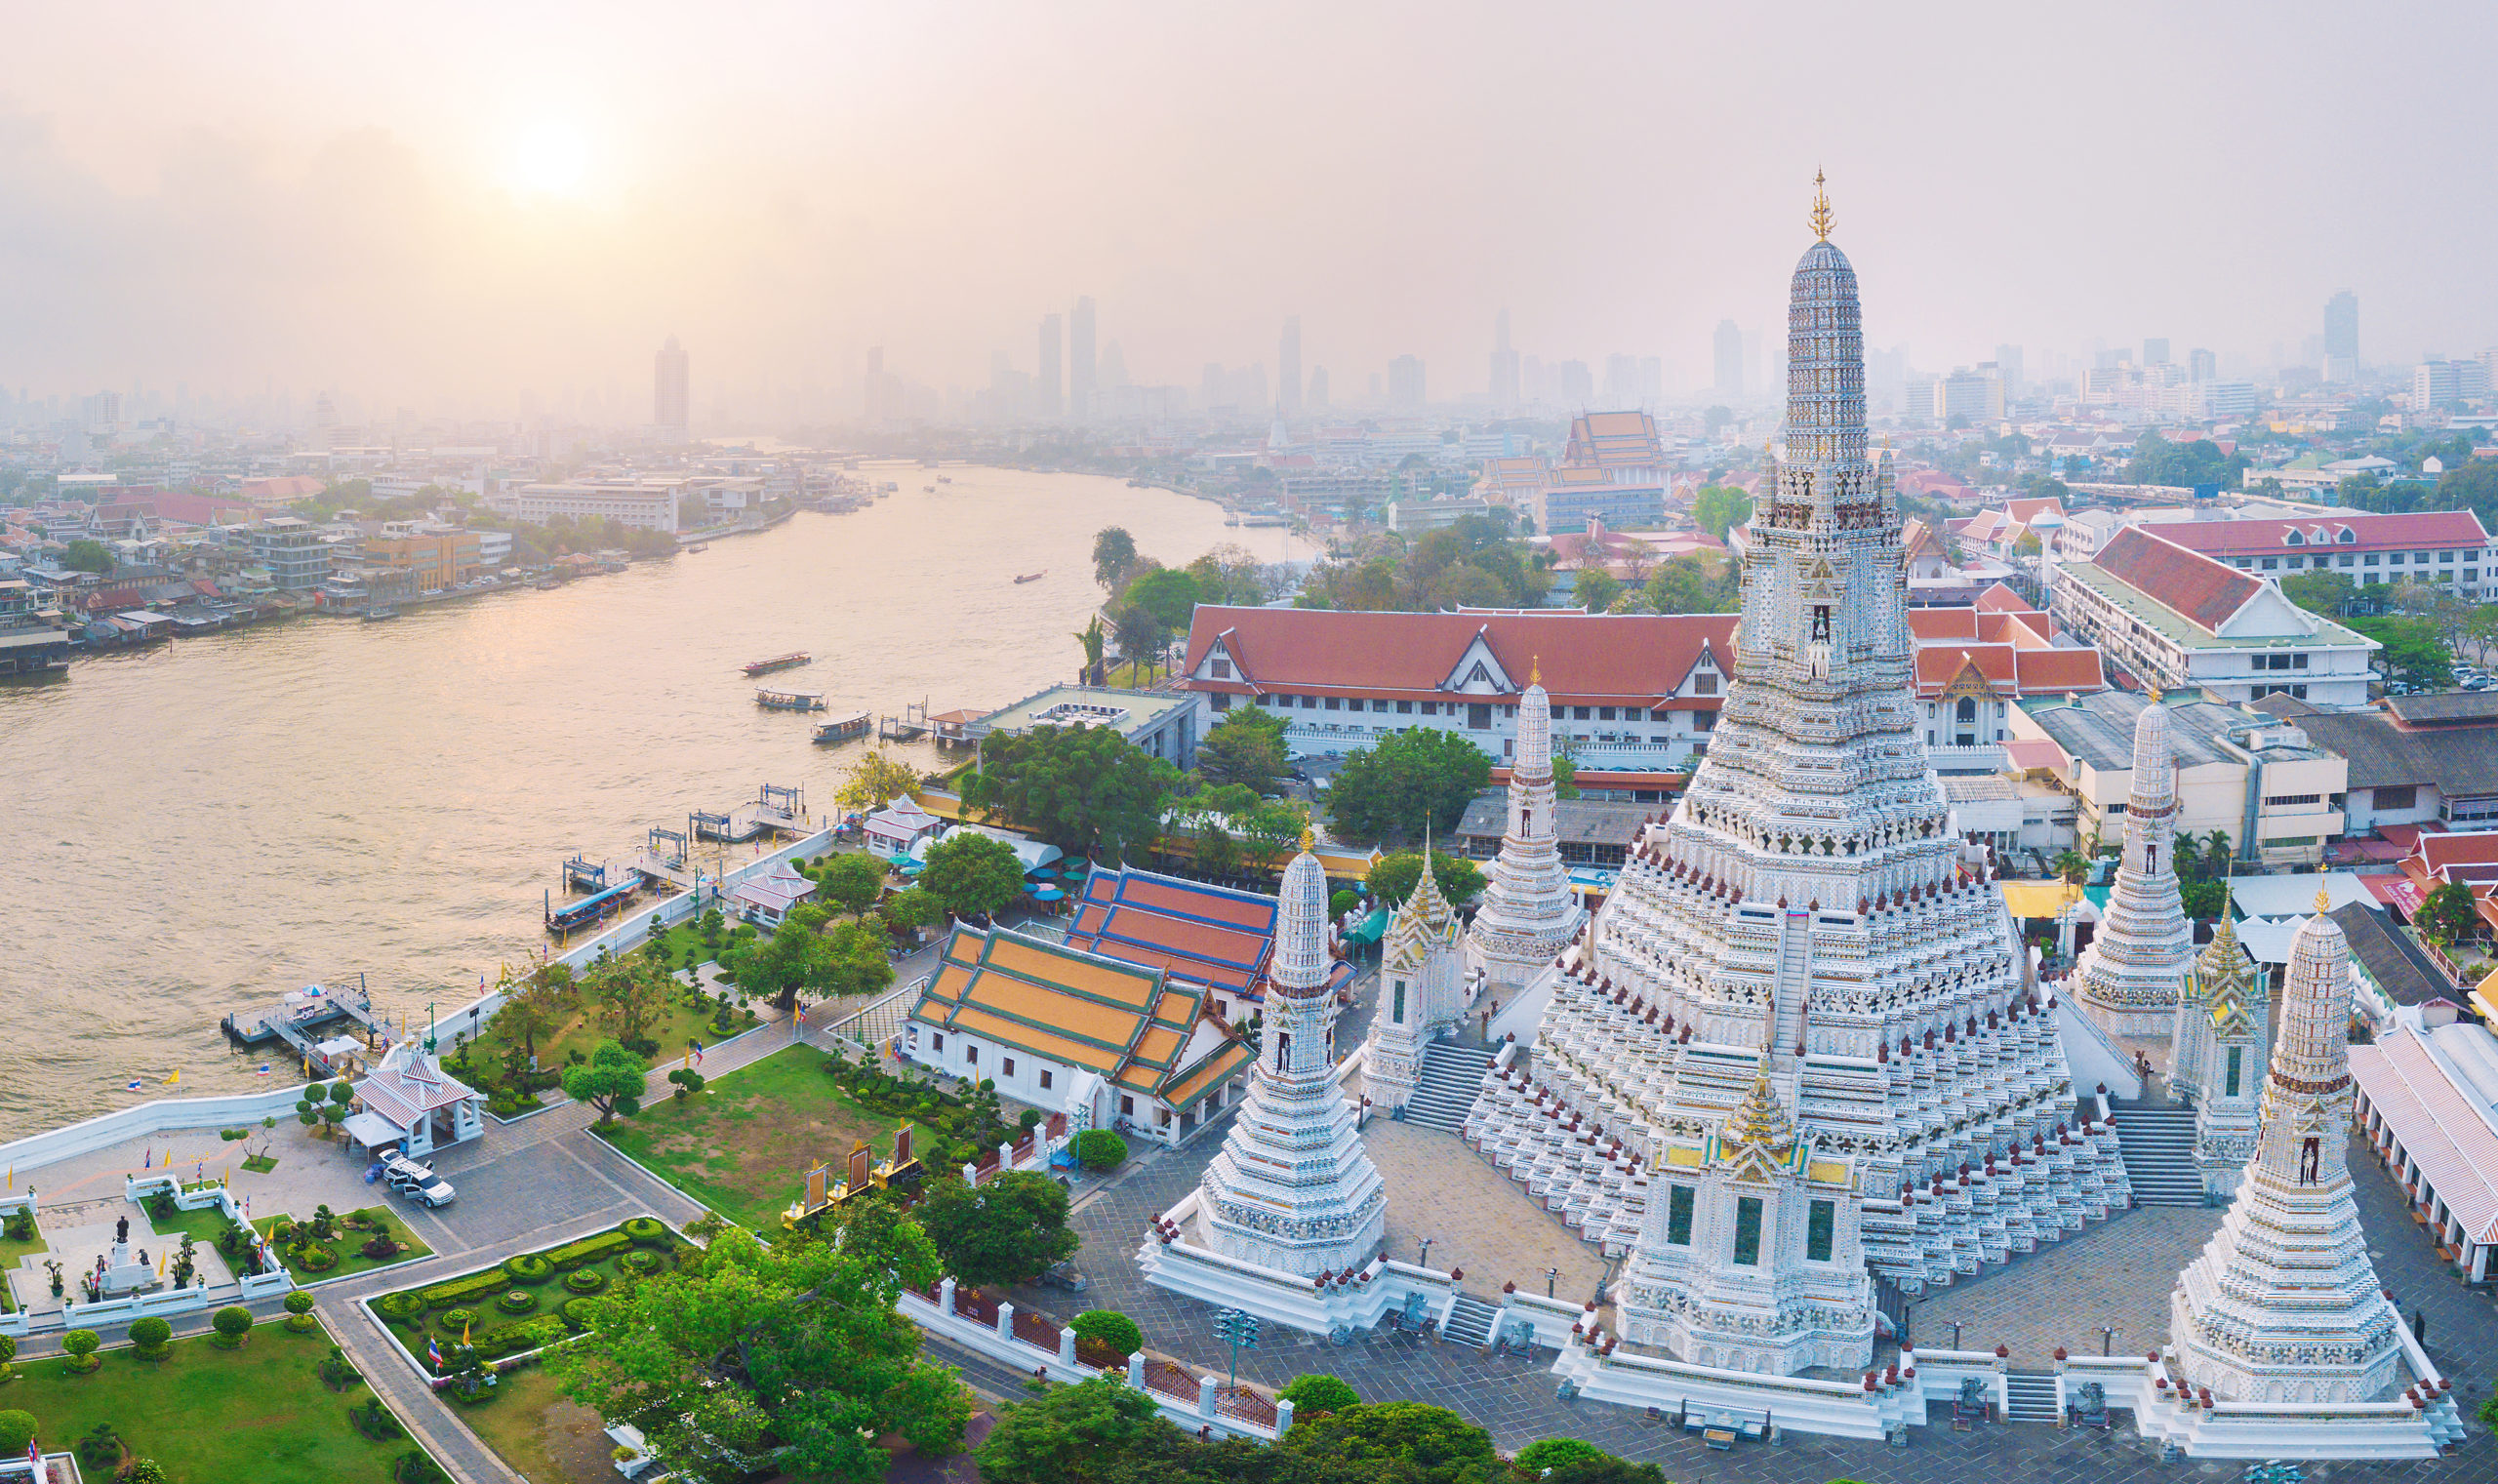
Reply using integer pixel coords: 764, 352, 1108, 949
2, 4, 2494, 418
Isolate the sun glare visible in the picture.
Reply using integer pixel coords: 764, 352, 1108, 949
510, 120, 589, 197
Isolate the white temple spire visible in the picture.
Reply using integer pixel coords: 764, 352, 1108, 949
1465, 667, 1582, 992
2072, 698, 2195, 1036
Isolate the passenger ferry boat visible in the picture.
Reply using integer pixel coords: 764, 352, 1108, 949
743, 652, 812, 677
812, 709, 872, 743
756, 688, 827, 711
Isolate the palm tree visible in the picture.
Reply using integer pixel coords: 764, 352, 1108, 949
2051, 850, 2090, 887
1073, 617, 1107, 687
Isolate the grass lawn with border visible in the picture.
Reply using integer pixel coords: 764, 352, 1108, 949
2, 1324, 407, 1484
0, 1222, 47, 1265
596, 1043, 899, 1235
368, 1217, 694, 1375
459, 994, 745, 1095
149, 1201, 243, 1251
252, 1205, 433, 1282
446, 1360, 625, 1484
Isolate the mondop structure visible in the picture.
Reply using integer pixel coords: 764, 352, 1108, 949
1468, 181, 2129, 1375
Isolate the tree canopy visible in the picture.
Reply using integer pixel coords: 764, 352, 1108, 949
1690, 485, 1753, 541
2125, 430, 2246, 490
1363, 848, 1485, 908
545, 1221, 967, 1484
2419, 881, 2479, 946
1195, 707, 1288, 794
914, 1170, 1080, 1291
2280, 568, 2357, 618
834, 751, 924, 811
1570, 568, 1622, 613
918, 830, 1028, 920
563, 1039, 649, 1125
1093, 527, 1141, 592
960, 724, 1180, 864
817, 854, 889, 919
1638, 552, 1739, 614
60, 538, 114, 574
2345, 615, 2453, 690
1327, 729, 1492, 844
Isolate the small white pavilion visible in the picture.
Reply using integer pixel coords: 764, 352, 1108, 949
346, 1043, 484, 1158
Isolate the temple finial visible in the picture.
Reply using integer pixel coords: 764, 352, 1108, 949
2314, 885, 2331, 914
1300, 824, 1316, 853
1531, 655, 1541, 685
1809, 167, 1833, 241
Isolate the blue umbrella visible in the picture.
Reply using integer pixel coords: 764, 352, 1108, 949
1035, 885, 1065, 901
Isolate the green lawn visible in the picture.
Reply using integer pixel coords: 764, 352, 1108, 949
450, 1361, 624, 1484
597, 1043, 895, 1235
2, 1327, 408, 1484
251, 1206, 433, 1282
461, 994, 742, 1097
151, 1201, 241, 1251
0, 1222, 46, 1264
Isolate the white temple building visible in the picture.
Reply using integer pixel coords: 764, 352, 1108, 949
2170, 914, 2266, 1199
1195, 833, 1389, 1276
1466, 183, 2128, 1377
1362, 842, 1467, 1115
1464, 673, 1585, 993
2169, 902, 2403, 1403
2070, 701, 2196, 1037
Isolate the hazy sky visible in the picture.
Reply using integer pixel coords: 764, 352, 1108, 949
7, 2, 2494, 412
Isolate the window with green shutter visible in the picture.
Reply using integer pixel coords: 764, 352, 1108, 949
1733, 1196, 1763, 1266
1667, 1183, 1694, 1246
1806, 1198, 1834, 1262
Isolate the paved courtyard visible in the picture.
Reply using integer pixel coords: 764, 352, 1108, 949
1014, 1119, 2498, 1482
1365, 1116, 1610, 1304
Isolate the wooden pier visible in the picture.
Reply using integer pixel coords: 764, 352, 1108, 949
221, 977, 386, 1077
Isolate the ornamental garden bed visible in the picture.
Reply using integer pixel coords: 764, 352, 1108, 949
252, 1204, 434, 1282
0, 1321, 423, 1484
366, 1217, 692, 1373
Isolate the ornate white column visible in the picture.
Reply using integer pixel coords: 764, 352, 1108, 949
1199, 834, 1389, 1276
2173, 915, 2266, 1199
2169, 902, 2402, 1402
2072, 701, 2195, 1037
1466, 673, 1584, 992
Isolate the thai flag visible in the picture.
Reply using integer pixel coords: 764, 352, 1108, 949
427, 1338, 442, 1372
256, 1064, 271, 1077
693, 1045, 705, 1065
126, 1079, 142, 1092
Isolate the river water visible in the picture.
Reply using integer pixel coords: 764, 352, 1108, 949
1, 468, 1300, 1136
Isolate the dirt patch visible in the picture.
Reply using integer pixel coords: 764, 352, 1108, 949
540, 1394, 626, 1484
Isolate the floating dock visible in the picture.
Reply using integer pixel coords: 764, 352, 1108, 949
222, 977, 385, 1076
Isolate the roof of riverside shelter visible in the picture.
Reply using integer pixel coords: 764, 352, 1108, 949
355, 1046, 476, 1130
1181, 605, 1738, 708
907, 925, 1253, 1109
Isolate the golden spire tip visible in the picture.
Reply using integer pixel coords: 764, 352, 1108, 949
1809, 167, 1833, 241
2315, 885, 2331, 914
1299, 824, 1315, 853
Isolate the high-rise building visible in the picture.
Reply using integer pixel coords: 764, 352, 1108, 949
1712, 319, 1744, 400
1278, 315, 1302, 414
1490, 309, 1520, 410
1308, 366, 1328, 409
1387, 355, 1426, 408
864, 346, 884, 423
1069, 298, 1097, 422
2189, 347, 2217, 382
1558, 360, 1593, 407
2143, 338, 2171, 366
1994, 343, 2025, 399
2323, 290, 2359, 382
1036, 314, 1063, 419
654, 335, 689, 430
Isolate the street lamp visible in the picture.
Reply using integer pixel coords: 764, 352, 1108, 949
1417, 1237, 1436, 1268
1545, 1266, 1560, 1299
2100, 1324, 2122, 1357
1213, 1307, 1260, 1394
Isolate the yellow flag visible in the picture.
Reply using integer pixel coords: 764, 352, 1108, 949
158, 1249, 168, 1275
462, 1317, 471, 1348
164, 1070, 181, 1087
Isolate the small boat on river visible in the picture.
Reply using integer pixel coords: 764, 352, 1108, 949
744, 652, 812, 677
813, 709, 872, 743
1014, 571, 1046, 584
363, 606, 398, 621
756, 689, 827, 712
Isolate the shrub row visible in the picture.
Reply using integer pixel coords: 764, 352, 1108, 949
541, 1230, 632, 1270
415, 1269, 510, 1309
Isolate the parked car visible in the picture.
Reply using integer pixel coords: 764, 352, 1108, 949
393, 1170, 457, 1208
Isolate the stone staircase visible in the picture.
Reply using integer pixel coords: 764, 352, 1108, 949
2111, 1100, 2205, 1207
1441, 1293, 1501, 1348
2003, 1370, 2060, 1424
1402, 1039, 1491, 1133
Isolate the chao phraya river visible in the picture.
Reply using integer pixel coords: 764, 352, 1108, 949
1, 469, 1300, 1134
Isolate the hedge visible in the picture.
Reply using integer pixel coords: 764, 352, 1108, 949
618, 1249, 666, 1277
541, 1230, 632, 1270
503, 1254, 554, 1286
416, 1270, 511, 1308
621, 1216, 668, 1245
495, 1289, 540, 1315
375, 1292, 427, 1323
557, 1297, 599, 1330
563, 1268, 608, 1295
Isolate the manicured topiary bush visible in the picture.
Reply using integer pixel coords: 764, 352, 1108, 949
375, 1292, 426, 1324
503, 1254, 554, 1285
293, 1242, 338, 1272
416, 1270, 509, 1307
284, 1290, 317, 1333
60, 1330, 101, 1373
0, 1410, 36, 1456
495, 1287, 540, 1315
621, 1216, 667, 1245
562, 1267, 607, 1295
1070, 1310, 1143, 1357
438, 1308, 478, 1337
210, 1307, 254, 1348
1072, 1128, 1128, 1172
558, 1297, 599, 1329
129, 1315, 174, 1359
618, 1248, 665, 1277
542, 1230, 632, 1269
361, 1234, 402, 1261
1512, 1439, 1606, 1472
1277, 1373, 1362, 1415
